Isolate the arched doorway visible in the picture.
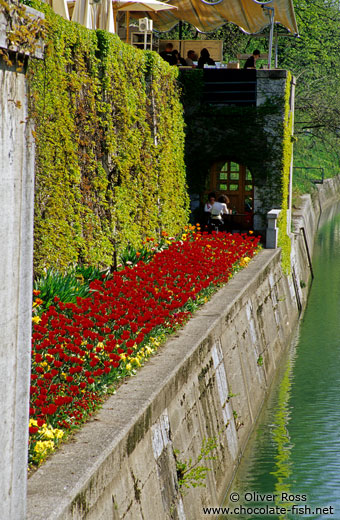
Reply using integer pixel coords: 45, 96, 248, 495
205, 160, 254, 229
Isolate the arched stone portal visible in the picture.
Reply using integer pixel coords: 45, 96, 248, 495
205, 160, 254, 229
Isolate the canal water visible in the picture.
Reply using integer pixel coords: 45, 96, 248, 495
223, 204, 340, 519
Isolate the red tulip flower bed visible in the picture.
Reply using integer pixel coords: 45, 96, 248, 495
29, 230, 260, 466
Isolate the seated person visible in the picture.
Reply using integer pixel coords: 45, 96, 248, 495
160, 43, 177, 66
172, 49, 187, 66
209, 195, 230, 231
244, 49, 260, 69
197, 48, 215, 69
204, 192, 216, 214
185, 50, 198, 67
203, 192, 216, 228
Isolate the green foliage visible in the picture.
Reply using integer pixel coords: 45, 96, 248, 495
26, 1, 189, 275
174, 436, 218, 494
33, 266, 107, 313
293, 134, 339, 194
279, 0, 340, 185
118, 244, 154, 268
257, 355, 264, 367
277, 73, 293, 273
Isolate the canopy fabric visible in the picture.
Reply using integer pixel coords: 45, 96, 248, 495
52, 0, 70, 20
98, 0, 115, 32
113, 0, 177, 12
71, 0, 94, 28
149, 0, 298, 35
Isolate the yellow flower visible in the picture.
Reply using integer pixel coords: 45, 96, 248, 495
131, 357, 141, 367
34, 440, 54, 456
239, 256, 251, 268
42, 429, 55, 440
125, 363, 132, 371
32, 316, 41, 324
29, 419, 38, 427
54, 429, 64, 440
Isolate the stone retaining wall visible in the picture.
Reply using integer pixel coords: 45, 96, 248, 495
27, 179, 340, 520
0, 6, 43, 518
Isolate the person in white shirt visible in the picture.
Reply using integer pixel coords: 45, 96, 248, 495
185, 50, 198, 67
210, 195, 230, 232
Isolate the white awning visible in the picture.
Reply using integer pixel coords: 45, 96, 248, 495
150, 0, 298, 35
112, 0, 177, 11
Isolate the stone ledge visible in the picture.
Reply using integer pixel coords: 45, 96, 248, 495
0, 3, 44, 59
257, 69, 288, 79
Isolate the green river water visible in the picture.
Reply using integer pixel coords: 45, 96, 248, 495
223, 204, 340, 520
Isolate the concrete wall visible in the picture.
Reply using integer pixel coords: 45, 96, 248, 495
291, 175, 340, 310
0, 63, 34, 520
0, 6, 42, 519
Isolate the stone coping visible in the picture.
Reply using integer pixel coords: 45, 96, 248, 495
0, 4, 44, 58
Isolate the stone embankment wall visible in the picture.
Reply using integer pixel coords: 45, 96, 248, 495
27, 178, 340, 520
0, 6, 43, 519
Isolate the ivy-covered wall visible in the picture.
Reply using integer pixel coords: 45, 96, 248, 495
27, 2, 189, 274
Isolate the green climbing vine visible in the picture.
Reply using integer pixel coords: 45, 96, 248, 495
23, 1, 188, 274
277, 72, 294, 274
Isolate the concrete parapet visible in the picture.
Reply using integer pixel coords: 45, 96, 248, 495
0, 4, 44, 58
266, 208, 281, 248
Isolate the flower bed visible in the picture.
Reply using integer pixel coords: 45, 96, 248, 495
29, 229, 260, 467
